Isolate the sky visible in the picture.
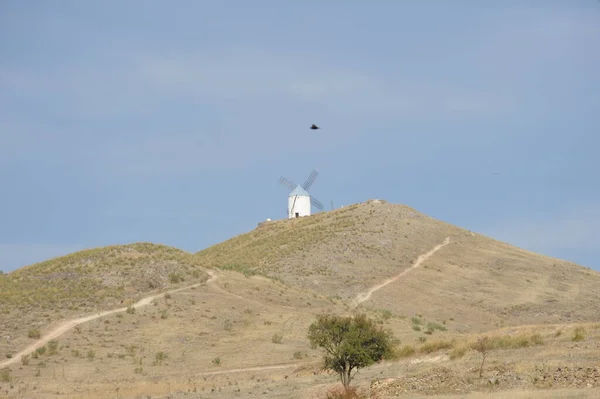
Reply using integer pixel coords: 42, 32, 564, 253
1, 0, 599, 273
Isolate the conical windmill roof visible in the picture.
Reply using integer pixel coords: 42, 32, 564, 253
289, 186, 310, 197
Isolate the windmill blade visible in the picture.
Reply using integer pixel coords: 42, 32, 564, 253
279, 176, 297, 191
302, 169, 319, 191
310, 196, 324, 210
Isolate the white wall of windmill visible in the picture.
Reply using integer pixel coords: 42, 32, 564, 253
288, 195, 311, 219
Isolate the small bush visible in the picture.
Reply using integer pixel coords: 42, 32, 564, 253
272, 334, 283, 344
426, 322, 447, 332
212, 357, 221, 366
0, 368, 11, 383
168, 273, 183, 283
28, 329, 41, 339
154, 352, 168, 365
47, 340, 59, 355
224, 320, 233, 332
21, 354, 30, 366
572, 327, 585, 342
293, 351, 303, 359
381, 310, 392, 320
126, 305, 135, 314
87, 350, 95, 360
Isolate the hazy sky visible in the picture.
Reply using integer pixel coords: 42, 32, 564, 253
1, 1, 599, 272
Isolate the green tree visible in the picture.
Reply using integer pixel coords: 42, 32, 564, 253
307, 313, 396, 392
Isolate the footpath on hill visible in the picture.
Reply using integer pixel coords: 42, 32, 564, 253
352, 236, 451, 307
2, 238, 452, 372
0, 271, 219, 368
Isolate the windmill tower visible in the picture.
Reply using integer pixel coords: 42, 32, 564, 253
279, 169, 324, 219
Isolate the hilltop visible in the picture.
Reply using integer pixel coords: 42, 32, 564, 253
195, 200, 600, 331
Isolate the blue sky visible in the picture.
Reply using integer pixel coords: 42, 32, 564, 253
1, 0, 599, 273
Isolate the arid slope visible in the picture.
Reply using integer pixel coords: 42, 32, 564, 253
0, 243, 209, 358
195, 200, 600, 331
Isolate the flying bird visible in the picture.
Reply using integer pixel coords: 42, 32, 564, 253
310, 124, 320, 130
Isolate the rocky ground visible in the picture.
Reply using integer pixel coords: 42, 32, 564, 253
372, 363, 600, 396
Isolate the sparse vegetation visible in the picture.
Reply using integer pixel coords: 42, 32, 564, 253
419, 339, 453, 353
154, 352, 168, 365
572, 327, 585, 342
168, 272, 183, 283
0, 368, 11, 383
1, 201, 600, 398
472, 336, 490, 378
271, 333, 283, 344
218, 263, 257, 277
395, 345, 416, 358
426, 322, 447, 333
449, 345, 467, 360
28, 329, 41, 339
47, 340, 59, 355
0, 243, 209, 347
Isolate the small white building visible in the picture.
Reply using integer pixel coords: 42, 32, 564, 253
288, 186, 311, 219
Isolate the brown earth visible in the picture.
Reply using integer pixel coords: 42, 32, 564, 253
0, 200, 599, 399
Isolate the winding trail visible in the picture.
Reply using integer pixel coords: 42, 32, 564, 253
352, 236, 451, 308
0, 271, 218, 368
1, 255, 454, 374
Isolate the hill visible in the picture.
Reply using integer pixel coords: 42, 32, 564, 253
1, 200, 600, 399
195, 200, 600, 331
0, 243, 209, 359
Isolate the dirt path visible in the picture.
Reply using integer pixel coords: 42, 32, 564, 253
0, 272, 218, 368
352, 236, 451, 308
197, 363, 301, 377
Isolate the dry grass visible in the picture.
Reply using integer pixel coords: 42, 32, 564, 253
1, 200, 600, 398
194, 201, 600, 332
0, 243, 209, 359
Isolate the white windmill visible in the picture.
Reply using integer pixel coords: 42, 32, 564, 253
279, 169, 324, 219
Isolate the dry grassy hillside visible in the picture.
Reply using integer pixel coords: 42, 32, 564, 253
0, 206, 600, 399
195, 200, 600, 331
1, 203, 599, 399
0, 243, 209, 359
